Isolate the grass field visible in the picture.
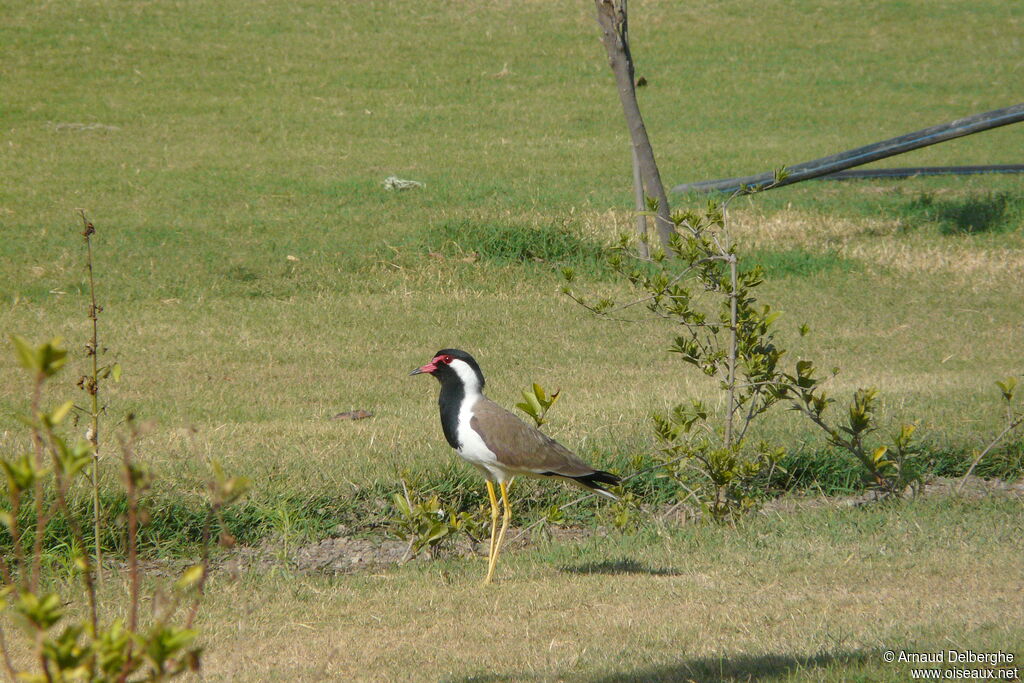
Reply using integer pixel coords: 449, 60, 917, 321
1, 0, 1022, 679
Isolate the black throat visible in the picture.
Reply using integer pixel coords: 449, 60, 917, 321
437, 374, 467, 450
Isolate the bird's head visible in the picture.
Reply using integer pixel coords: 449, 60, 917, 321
410, 348, 485, 392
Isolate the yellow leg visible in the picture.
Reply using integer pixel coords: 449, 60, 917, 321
485, 481, 499, 566
484, 481, 512, 584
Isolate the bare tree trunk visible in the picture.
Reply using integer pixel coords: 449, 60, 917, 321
595, 0, 674, 249
631, 146, 650, 258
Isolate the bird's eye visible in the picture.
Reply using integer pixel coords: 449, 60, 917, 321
441, 355, 453, 364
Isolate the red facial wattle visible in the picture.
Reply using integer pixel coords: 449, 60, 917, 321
410, 354, 453, 376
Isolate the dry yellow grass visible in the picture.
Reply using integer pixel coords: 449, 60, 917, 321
185, 496, 1023, 681
728, 207, 1024, 285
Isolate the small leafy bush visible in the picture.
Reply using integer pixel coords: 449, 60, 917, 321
1, 336, 249, 681
388, 473, 487, 560
565, 196, 926, 516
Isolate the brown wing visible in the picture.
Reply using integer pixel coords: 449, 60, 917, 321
470, 397, 596, 476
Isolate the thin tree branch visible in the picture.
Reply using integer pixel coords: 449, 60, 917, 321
79, 210, 104, 590
958, 413, 1024, 491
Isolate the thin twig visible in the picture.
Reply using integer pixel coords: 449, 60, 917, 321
80, 210, 104, 589
724, 254, 738, 448
119, 431, 140, 634
185, 502, 219, 629
399, 478, 416, 564
7, 490, 24, 593
958, 414, 1024, 492
29, 375, 48, 594
40, 425, 99, 638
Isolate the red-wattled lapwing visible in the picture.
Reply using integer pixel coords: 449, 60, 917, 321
410, 348, 620, 584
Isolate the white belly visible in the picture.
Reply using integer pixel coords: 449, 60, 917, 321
454, 398, 505, 481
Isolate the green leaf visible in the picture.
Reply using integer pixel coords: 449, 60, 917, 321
143, 625, 198, 665
898, 423, 917, 445
996, 377, 1017, 402
175, 564, 205, 591
95, 619, 136, 676
1, 454, 42, 495
525, 390, 542, 414
514, 401, 535, 418
391, 493, 411, 517
112, 362, 122, 382
11, 335, 37, 371
545, 505, 565, 524
38, 338, 68, 377
14, 591, 64, 631
547, 388, 561, 411
42, 623, 90, 674
53, 437, 93, 479
50, 400, 74, 425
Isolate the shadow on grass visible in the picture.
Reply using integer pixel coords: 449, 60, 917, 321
559, 558, 682, 576
901, 191, 1022, 234
591, 650, 872, 682
454, 650, 872, 682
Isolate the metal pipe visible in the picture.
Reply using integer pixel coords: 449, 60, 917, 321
672, 103, 1024, 195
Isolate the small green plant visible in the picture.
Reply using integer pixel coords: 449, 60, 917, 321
1, 336, 249, 681
607, 490, 642, 531
515, 383, 561, 428
389, 474, 486, 561
650, 401, 785, 520
783, 379, 924, 495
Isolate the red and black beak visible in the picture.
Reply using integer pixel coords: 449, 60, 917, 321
409, 361, 437, 376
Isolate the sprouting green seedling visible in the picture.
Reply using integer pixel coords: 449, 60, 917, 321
996, 377, 1017, 403
515, 383, 561, 428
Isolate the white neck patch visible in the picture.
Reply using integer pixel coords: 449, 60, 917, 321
449, 358, 483, 396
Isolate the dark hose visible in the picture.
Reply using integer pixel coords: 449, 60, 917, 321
672, 103, 1024, 195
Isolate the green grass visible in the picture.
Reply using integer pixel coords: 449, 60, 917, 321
899, 190, 1024, 234
1, 0, 1022, 677
744, 248, 859, 278
420, 219, 608, 272
0, 0, 1021, 538
188, 495, 1022, 681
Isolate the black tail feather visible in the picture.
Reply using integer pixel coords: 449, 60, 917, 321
569, 469, 621, 500
574, 469, 620, 489
539, 469, 621, 499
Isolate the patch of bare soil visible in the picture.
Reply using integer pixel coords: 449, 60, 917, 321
226, 476, 1020, 576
